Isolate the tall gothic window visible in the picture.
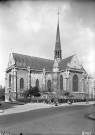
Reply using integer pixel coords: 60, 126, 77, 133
47, 80, 51, 92
73, 74, 78, 92
35, 79, 39, 88
20, 78, 24, 89
9, 74, 11, 87
60, 75, 63, 90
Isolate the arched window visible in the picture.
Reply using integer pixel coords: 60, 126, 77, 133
35, 79, 39, 88
20, 78, 24, 89
47, 80, 51, 92
60, 75, 63, 90
73, 74, 78, 92
9, 74, 11, 87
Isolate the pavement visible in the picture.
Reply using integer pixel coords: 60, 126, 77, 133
0, 101, 95, 135
0, 101, 95, 116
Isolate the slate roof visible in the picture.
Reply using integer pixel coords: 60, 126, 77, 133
59, 55, 74, 70
55, 21, 61, 51
13, 53, 54, 71
13, 53, 87, 74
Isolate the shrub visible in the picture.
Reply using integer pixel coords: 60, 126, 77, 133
58, 99, 68, 103
17, 98, 31, 103
22, 86, 41, 101
32, 86, 41, 97
23, 89, 30, 99
74, 98, 85, 102
0, 88, 5, 101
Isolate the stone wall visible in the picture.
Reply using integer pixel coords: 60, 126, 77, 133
31, 71, 43, 91
17, 69, 28, 96
46, 72, 52, 91
59, 72, 67, 91
5, 66, 87, 101
52, 72, 59, 92
31, 71, 52, 91
69, 71, 83, 93
69, 71, 87, 99
73, 92, 85, 99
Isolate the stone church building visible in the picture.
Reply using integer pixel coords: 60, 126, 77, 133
5, 16, 88, 102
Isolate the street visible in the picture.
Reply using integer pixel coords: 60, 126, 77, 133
0, 104, 95, 135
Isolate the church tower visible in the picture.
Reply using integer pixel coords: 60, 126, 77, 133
54, 11, 62, 63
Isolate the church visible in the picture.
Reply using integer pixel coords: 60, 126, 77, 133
5, 13, 88, 102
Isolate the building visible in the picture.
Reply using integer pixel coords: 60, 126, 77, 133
85, 75, 95, 99
91, 77, 95, 98
0, 85, 2, 90
5, 13, 88, 102
93, 79, 95, 98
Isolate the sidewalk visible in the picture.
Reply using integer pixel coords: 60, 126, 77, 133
0, 102, 52, 116
0, 101, 95, 116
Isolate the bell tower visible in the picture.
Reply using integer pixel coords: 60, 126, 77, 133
54, 10, 62, 63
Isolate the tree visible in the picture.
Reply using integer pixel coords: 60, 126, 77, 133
23, 89, 30, 99
63, 91, 74, 104
23, 86, 41, 100
0, 87, 5, 101
32, 86, 41, 97
64, 91, 70, 97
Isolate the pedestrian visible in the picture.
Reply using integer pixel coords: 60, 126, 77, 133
86, 98, 89, 104
68, 100, 70, 104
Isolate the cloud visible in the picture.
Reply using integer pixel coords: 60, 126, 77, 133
62, 2, 71, 12
0, 1, 95, 86
82, 49, 94, 75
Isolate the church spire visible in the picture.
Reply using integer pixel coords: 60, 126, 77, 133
54, 10, 62, 62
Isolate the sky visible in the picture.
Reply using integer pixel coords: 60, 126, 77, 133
0, 0, 95, 86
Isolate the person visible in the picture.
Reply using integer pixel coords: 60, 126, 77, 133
86, 98, 89, 104
86, 94, 89, 104
68, 97, 73, 104
68, 100, 70, 104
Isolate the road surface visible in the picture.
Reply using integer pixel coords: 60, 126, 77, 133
0, 104, 95, 135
